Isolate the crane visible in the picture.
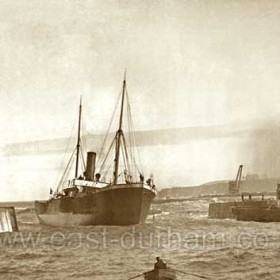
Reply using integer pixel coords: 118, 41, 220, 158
229, 165, 243, 194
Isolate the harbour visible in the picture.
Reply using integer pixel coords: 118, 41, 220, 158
1, 0, 280, 279
1, 198, 280, 280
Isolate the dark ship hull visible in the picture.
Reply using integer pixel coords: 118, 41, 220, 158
35, 184, 156, 226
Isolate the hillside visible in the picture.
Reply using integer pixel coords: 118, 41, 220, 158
158, 177, 279, 198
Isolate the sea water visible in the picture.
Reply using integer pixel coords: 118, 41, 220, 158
0, 199, 279, 280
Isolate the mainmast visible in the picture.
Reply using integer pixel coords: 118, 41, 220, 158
114, 75, 126, 184
75, 96, 82, 178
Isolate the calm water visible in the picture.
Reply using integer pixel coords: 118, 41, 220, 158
0, 199, 280, 280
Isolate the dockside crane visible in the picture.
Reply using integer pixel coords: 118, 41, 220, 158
229, 165, 243, 194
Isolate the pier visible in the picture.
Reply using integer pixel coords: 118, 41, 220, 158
0, 207, 18, 233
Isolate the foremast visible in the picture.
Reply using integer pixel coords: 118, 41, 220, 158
114, 75, 126, 185
75, 96, 82, 178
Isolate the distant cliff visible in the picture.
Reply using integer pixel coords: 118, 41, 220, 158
158, 177, 279, 198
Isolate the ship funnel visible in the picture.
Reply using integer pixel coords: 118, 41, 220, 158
85, 152, 96, 181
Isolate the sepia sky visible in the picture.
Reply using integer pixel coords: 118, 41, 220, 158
1, 0, 280, 200
0, 0, 280, 145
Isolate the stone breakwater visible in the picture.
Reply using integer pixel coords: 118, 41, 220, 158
209, 199, 280, 222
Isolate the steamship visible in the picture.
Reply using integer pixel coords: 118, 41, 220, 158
35, 75, 157, 226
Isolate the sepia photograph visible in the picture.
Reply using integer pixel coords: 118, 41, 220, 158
1, 0, 280, 279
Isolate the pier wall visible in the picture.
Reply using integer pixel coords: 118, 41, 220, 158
0, 207, 18, 233
208, 200, 278, 221
208, 202, 238, 219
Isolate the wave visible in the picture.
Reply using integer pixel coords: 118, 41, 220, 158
16, 207, 34, 215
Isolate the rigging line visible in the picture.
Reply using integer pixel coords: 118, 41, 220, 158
107, 152, 116, 181
99, 136, 115, 175
116, 138, 126, 182
80, 141, 86, 171
130, 132, 139, 180
127, 105, 140, 178
99, 135, 116, 174
126, 97, 135, 171
97, 89, 122, 167
126, 88, 143, 174
57, 149, 76, 191
80, 113, 88, 152
128, 129, 141, 177
53, 115, 77, 189
81, 135, 87, 158
98, 134, 115, 170
125, 88, 137, 177
130, 129, 137, 177
81, 104, 94, 152
120, 138, 129, 176
79, 125, 87, 173
100, 133, 116, 162
131, 120, 143, 174
121, 133, 132, 176
55, 148, 76, 193
63, 155, 75, 189
101, 144, 115, 179
119, 137, 125, 168
80, 148, 86, 174
102, 160, 114, 182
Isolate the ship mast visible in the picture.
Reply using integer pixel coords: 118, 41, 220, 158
114, 74, 126, 184
75, 96, 82, 178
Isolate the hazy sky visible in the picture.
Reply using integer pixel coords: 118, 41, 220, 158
1, 0, 280, 145
1, 0, 280, 200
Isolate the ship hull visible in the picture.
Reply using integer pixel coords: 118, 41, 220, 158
35, 184, 156, 226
